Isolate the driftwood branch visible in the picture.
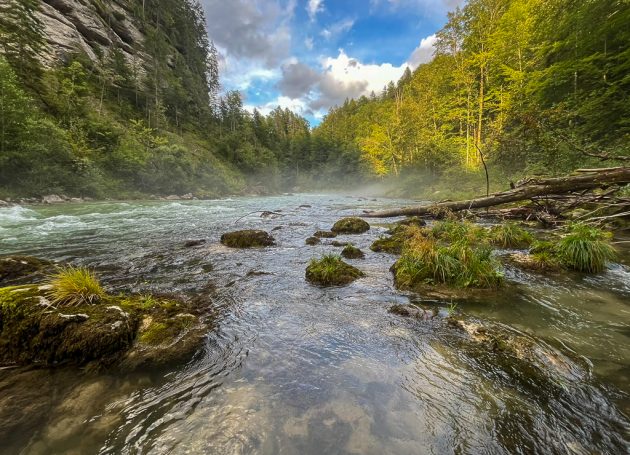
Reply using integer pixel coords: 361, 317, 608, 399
363, 167, 630, 218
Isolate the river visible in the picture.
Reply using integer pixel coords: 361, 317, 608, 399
0, 194, 628, 454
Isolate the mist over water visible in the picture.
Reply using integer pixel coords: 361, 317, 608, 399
0, 194, 628, 454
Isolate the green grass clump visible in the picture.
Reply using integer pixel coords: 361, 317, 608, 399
394, 237, 503, 289
489, 222, 533, 248
557, 223, 617, 273
46, 266, 105, 307
305, 254, 364, 286
429, 219, 488, 244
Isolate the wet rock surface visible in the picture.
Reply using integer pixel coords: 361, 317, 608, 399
341, 245, 365, 259
0, 256, 56, 286
305, 257, 364, 286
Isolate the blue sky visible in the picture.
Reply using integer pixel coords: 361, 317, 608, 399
201, 0, 464, 125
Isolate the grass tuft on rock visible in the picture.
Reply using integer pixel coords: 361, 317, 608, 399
392, 226, 503, 289
557, 223, 617, 273
46, 266, 105, 306
305, 254, 364, 286
488, 222, 533, 248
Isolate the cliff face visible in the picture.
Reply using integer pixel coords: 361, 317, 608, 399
36, 0, 145, 67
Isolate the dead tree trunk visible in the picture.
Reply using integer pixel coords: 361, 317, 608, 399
364, 167, 630, 218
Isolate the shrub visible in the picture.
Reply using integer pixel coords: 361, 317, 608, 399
488, 222, 534, 248
557, 223, 617, 273
46, 266, 105, 306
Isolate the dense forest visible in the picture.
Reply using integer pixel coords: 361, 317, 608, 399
0, 0, 628, 199
314, 0, 630, 197
0, 0, 317, 198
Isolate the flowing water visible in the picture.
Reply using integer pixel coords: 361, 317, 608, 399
0, 194, 628, 454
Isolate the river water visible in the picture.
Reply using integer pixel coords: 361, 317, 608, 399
0, 194, 628, 454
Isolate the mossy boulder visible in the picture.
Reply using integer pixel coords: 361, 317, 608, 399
221, 230, 275, 248
314, 230, 337, 238
331, 217, 370, 234
331, 240, 349, 247
305, 255, 364, 286
341, 245, 365, 259
370, 236, 404, 254
305, 236, 321, 246
0, 285, 212, 371
0, 256, 55, 285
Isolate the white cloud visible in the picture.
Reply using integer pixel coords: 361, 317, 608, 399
320, 18, 355, 40
407, 34, 437, 68
305, 36, 314, 50
245, 96, 309, 116
307, 0, 324, 21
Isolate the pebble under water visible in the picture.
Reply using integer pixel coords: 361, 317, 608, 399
0, 194, 629, 454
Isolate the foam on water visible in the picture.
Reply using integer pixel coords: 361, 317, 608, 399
0, 205, 39, 224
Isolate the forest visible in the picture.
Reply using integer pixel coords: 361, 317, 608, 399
0, 0, 628, 199
315, 0, 630, 197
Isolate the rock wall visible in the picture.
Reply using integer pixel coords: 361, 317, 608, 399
35, 0, 145, 67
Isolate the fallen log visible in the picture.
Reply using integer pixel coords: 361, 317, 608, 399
364, 167, 630, 218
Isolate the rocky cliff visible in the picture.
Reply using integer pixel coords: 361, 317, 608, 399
36, 0, 145, 68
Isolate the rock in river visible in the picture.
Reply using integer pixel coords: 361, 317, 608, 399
331, 217, 370, 234
221, 230, 276, 248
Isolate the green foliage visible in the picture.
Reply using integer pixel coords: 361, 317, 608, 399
46, 266, 105, 307
557, 223, 617, 273
489, 223, 534, 248
394, 221, 504, 289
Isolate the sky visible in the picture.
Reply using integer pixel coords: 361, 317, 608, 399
201, 0, 464, 125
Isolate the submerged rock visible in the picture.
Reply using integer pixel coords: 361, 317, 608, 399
447, 317, 587, 383
184, 239, 206, 248
305, 256, 364, 286
0, 285, 213, 371
305, 236, 321, 246
331, 217, 370, 234
388, 304, 431, 319
341, 245, 365, 259
221, 230, 275, 248
314, 230, 337, 239
0, 256, 56, 285
331, 240, 349, 247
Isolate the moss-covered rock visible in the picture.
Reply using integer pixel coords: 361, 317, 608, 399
305, 255, 364, 286
331, 217, 370, 234
505, 252, 563, 273
394, 217, 426, 229
370, 236, 404, 254
221, 230, 275, 248
0, 286, 212, 371
0, 256, 55, 286
341, 245, 365, 259
305, 236, 321, 246
314, 230, 337, 238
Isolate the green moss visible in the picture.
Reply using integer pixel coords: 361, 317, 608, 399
341, 244, 365, 259
331, 217, 370, 234
305, 255, 364, 286
138, 322, 170, 345
371, 236, 404, 254
221, 230, 275, 248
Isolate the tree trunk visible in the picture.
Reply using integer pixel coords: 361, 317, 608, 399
363, 167, 630, 218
